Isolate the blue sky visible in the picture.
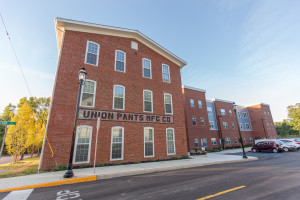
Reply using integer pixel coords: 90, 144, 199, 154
0, 0, 299, 121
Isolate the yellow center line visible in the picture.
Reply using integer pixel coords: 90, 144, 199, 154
196, 185, 246, 200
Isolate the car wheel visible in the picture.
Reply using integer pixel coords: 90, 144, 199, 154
272, 148, 278, 153
252, 148, 257, 153
283, 147, 289, 152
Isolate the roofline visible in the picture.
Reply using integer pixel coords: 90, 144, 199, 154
55, 17, 187, 68
212, 98, 235, 104
247, 103, 270, 107
182, 85, 206, 93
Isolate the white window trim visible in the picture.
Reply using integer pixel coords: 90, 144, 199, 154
166, 128, 176, 155
240, 123, 243, 129
234, 137, 238, 144
143, 89, 153, 113
223, 122, 228, 129
245, 123, 250, 129
200, 117, 205, 126
164, 93, 173, 115
190, 99, 195, 107
226, 137, 231, 144
221, 109, 226, 116
192, 117, 197, 126
80, 79, 97, 108
237, 111, 241, 118
142, 58, 152, 79
211, 138, 217, 145
203, 138, 207, 147
114, 50, 126, 73
207, 107, 213, 115
84, 41, 100, 66
73, 125, 93, 164
162, 64, 171, 83
113, 85, 125, 110
144, 127, 155, 158
198, 100, 202, 108
243, 112, 248, 118
209, 121, 214, 129
232, 122, 235, 128
110, 126, 124, 161
195, 138, 199, 148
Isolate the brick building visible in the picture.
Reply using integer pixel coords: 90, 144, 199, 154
40, 18, 188, 170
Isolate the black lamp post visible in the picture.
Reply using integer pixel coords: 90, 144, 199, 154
233, 103, 248, 159
64, 67, 87, 178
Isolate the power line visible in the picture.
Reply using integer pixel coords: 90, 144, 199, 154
0, 12, 32, 97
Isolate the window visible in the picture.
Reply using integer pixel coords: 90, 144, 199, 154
245, 123, 250, 130
207, 107, 213, 114
237, 111, 241, 118
131, 41, 138, 50
240, 123, 243, 129
164, 93, 173, 114
267, 123, 270, 129
190, 99, 195, 107
166, 128, 175, 155
223, 122, 228, 128
211, 138, 217, 145
113, 85, 125, 110
195, 138, 199, 148
249, 137, 253, 143
234, 137, 238, 144
220, 109, 226, 116
243, 112, 248, 118
85, 41, 99, 66
162, 64, 170, 82
268, 112, 270, 116
143, 90, 153, 112
192, 117, 197, 126
209, 121, 214, 129
144, 127, 154, 157
200, 117, 205, 126
74, 126, 92, 164
271, 123, 274, 128
264, 111, 267, 117
243, 137, 246, 144
143, 58, 151, 78
198, 100, 202, 108
232, 122, 235, 129
202, 138, 207, 147
111, 127, 124, 160
226, 137, 231, 144
229, 110, 232, 116
115, 50, 126, 72
80, 80, 96, 107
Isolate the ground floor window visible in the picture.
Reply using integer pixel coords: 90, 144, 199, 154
144, 127, 154, 157
74, 126, 93, 164
226, 137, 231, 144
166, 128, 175, 155
249, 137, 253, 143
211, 138, 217, 145
111, 127, 124, 160
202, 138, 207, 147
195, 138, 199, 148
243, 137, 246, 144
234, 137, 238, 144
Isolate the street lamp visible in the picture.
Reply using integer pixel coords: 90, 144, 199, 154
64, 67, 87, 178
233, 103, 248, 159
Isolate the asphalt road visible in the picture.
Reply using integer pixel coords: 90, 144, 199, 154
1, 151, 300, 200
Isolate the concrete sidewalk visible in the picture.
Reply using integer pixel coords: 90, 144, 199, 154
0, 148, 256, 191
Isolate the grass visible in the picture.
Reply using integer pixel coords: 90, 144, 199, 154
0, 156, 41, 178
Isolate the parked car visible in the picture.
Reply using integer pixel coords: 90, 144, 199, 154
252, 141, 283, 153
277, 140, 295, 152
279, 139, 300, 150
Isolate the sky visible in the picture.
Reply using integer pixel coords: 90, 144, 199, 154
0, 0, 299, 122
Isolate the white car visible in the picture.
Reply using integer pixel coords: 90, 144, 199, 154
279, 139, 300, 150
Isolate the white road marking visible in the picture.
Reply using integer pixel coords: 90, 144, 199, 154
56, 190, 81, 200
3, 189, 34, 200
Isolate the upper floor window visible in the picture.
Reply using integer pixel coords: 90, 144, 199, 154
240, 123, 243, 129
198, 100, 202, 108
162, 64, 170, 82
209, 121, 214, 129
200, 117, 205, 126
143, 58, 152, 79
143, 90, 153, 112
164, 93, 173, 114
264, 111, 267, 118
229, 110, 232, 116
243, 112, 248, 118
190, 99, 195, 107
115, 50, 126, 72
268, 112, 270, 116
80, 80, 96, 107
207, 107, 213, 115
192, 117, 197, 126
220, 109, 226, 116
267, 123, 270, 129
237, 111, 241, 118
232, 122, 235, 129
223, 122, 228, 128
85, 41, 99, 66
113, 85, 125, 110
245, 123, 250, 130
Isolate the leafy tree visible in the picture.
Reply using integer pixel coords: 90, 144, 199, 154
275, 120, 298, 136
287, 103, 300, 132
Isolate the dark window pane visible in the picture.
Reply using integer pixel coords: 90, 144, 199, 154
143, 68, 150, 78
81, 93, 94, 106
116, 61, 124, 72
86, 53, 97, 65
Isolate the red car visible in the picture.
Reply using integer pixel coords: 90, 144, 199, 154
252, 141, 283, 153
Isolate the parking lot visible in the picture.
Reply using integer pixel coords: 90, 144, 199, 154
227, 150, 298, 159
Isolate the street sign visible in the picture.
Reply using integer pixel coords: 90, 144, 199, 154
0, 121, 16, 125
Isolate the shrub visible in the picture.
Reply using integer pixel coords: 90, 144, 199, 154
51, 164, 67, 172
181, 155, 190, 159
148, 159, 155, 162
171, 156, 179, 160
96, 163, 105, 167
114, 162, 121, 165
133, 161, 141, 164
79, 164, 87, 168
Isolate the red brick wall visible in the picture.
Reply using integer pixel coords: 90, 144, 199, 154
41, 30, 188, 170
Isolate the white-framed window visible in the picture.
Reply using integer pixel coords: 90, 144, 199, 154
195, 138, 199, 148
237, 111, 241, 118
229, 110, 232, 116
223, 122, 228, 128
198, 100, 202, 108
144, 127, 154, 157
234, 137, 238, 144
207, 107, 213, 115
203, 138, 207, 147
220, 109, 226, 115
211, 138, 217, 145
85, 41, 100, 66
249, 137, 253, 143
111, 126, 124, 160
232, 122, 235, 129
164, 93, 173, 114
245, 123, 250, 130
200, 117, 205, 126
166, 128, 175, 155
143, 90, 153, 112
243, 137, 246, 144
143, 58, 152, 79
74, 125, 93, 164
113, 85, 125, 110
209, 121, 214, 129
264, 111, 267, 117
226, 137, 231, 144
80, 80, 96, 107
267, 123, 270, 129
190, 99, 195, 107
243, 112, 248, 118
115, 50, 126, 72
192, 117, 197, 126
240, 123, 243, 129
162, 64, 170, 83
131, 41, 138, 50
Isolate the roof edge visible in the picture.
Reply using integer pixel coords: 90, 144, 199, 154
182, 85, 206, 93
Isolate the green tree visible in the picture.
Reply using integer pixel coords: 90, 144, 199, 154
287, 103, 300, 133
275, 120, 298, 137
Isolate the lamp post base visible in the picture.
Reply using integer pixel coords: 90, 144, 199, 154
243, 155, 248, 159
63, 169, 74, 178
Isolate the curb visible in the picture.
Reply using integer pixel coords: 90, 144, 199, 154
0, 175, 97, 193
